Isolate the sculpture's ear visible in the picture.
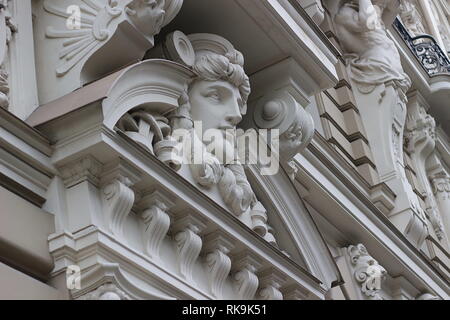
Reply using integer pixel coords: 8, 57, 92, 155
241, 103, 248, 116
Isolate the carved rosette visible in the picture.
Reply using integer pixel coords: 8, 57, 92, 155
232, 252, 262, 300
172, 214, 206, 283
202, 232, 234, 298
137, 191, 174, 261
347, 244, 387, 300
79, 283, 130, 300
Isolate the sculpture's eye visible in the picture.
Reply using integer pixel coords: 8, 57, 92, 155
146, 0, 158, 10
205, 90, 221, 103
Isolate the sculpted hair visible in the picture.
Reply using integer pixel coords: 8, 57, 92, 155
191, 50, 251, 107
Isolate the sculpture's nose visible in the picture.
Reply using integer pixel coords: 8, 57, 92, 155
225, 99, 242, 126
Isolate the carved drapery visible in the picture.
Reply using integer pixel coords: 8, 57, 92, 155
333, 1, 430, 248
347, 244, 387, 300
334, 0, 411, 93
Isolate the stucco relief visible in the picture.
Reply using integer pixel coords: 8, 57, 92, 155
334, 1, 429, 248
347, 244, 387, 300
79, 283, 131, 300
38, 0, 183, 103
431, 173, 450, 200
0, 0, 17, 109
111, 32, 314, 247
334, 0, 411, 94
399, 0, 427, 36
166, 33, 279, 244
43, 0, 183, 77
405, 102, 446, 241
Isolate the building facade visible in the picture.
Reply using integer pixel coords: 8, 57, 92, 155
0, 0, 449, 300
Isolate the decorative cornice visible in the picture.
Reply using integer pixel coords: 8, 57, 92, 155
59, 155, 103, 188
79, 283, 130, 300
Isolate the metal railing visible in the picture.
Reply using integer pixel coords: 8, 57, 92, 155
393, 18, 450, 76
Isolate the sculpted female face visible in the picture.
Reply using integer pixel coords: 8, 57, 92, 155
188, 79, 244, 133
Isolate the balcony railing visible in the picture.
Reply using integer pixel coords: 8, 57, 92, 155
394, 18, 450, 76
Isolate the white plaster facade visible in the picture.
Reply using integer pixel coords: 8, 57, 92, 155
0, 0, 449, 300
